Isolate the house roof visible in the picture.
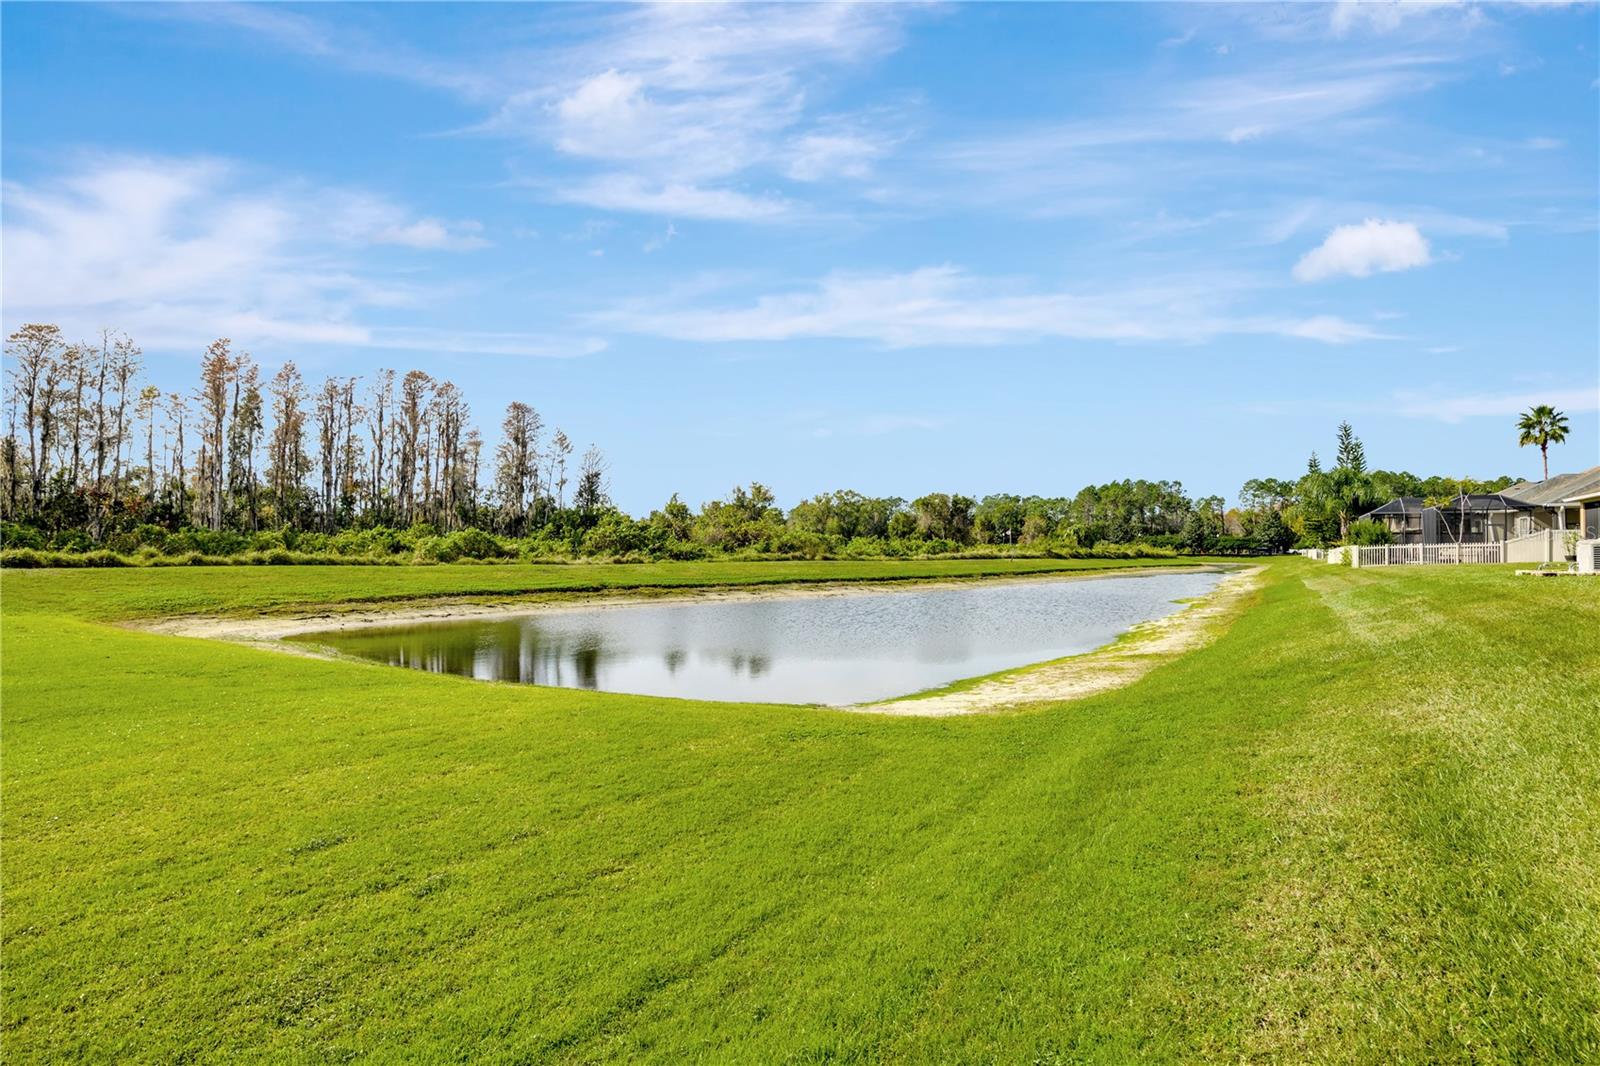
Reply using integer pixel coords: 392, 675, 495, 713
1360, 497, 1437, 518
1435, 492, 1535, 513
1501, 465, 1600, 508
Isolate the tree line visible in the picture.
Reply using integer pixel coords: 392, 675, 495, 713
2, 324, 607, 545
3, 323, 1533, 564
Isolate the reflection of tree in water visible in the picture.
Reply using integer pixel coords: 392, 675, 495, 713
354, 620, 614, 689
372, 624, 490, 679
663, 648, 687, 675
722, 652, 771, 678
571, 642, 601, 689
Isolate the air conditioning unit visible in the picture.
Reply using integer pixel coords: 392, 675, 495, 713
1580, 539, 1600, 574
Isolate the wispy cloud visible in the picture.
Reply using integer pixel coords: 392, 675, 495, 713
598, 265, 1392, 348
0, 154, 595, 357
143, 3, 923, 223
482, 4, 917, 218
806, 412, 945, 439
1389, 385, 1599, 423
643, 223, 678, 254
1328, 0, 1479, 39
928, 52, 1455, 222
540, 174, 796, 222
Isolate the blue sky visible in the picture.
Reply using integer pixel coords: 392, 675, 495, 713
3, 1, 1596, 511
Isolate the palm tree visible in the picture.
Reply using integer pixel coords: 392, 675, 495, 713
1517, 405, 1570, 481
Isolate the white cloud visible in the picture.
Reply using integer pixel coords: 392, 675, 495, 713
321, 192, 488, 250
1282, 315, 1391, 344
149, 2, 920, 222
546, 174, 794, 222
1525, 136, 1564, 150
1389, 385, 1599, 423
598, 265, 1391, 349
1293, 218, 1432, 281
0, 155, 593, 357
480, 4, 914, 218
785, 131, 888, 182
1328, 0, 1477, 38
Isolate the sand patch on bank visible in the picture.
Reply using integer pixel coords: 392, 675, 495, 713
842, 565, 1263, 717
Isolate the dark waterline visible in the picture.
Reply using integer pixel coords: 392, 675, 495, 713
298, 571, 1225, 705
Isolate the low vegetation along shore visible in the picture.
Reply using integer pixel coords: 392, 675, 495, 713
4, 557, 1596, 1061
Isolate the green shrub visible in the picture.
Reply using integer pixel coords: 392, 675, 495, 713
1, 522, 46, 550
1345, 519, 1394, 546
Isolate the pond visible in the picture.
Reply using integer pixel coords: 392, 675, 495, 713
298, 570, 1224, 705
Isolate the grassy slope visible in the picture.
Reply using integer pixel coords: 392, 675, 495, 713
2, 559, 1596, 1063
0, 555, 1196, 621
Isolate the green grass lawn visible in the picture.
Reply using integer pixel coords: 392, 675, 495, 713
2, 559, 1596, 1063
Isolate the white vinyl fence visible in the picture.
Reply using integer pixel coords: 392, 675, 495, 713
1352, 543, 1504, 567
1505, 529, 1581, 564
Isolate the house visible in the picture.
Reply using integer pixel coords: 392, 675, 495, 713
1359, 465, 1600, 546
1360, 497, 1441, 544
1357, 492, 1533, 544
1432, 492, 1536, 544
1501, 465, 1600, 539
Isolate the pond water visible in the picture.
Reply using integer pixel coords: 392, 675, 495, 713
299, 570, 1223, 705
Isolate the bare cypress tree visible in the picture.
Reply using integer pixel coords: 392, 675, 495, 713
365, 369, 394, 522
432, 382, 468, 528
136, 385, 162, 502
36, 347, 70, 519
494, 402, 541, 535
226, 355, 263, 530
313, 377, 346, 531
550, 430, 573, 510
166, 392, 189, 515
107, 333, 141, 510
63, 342, 88, 490
265, 363, 309, 527
396, 371, 433, 526
1, 371, 19, 519
5, 325, 65, 516
464, 428, 483, 521
88, 334, 112, 535
338, 379, 362, 520
195, 340, 234, 531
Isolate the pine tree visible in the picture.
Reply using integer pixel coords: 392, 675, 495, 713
1334, 421, 1366, 474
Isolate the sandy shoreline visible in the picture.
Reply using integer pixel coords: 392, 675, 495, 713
131, 563, 1258, 714
845, 565, 1263, 715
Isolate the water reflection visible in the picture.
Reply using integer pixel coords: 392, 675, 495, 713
304, 571, 1223, 705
